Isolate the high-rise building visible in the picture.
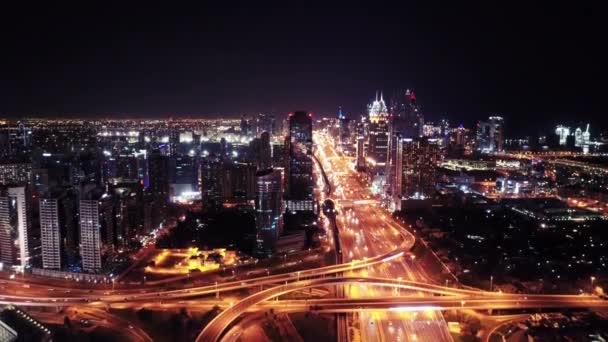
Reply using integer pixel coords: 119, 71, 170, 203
367, 92, 389, 168
394, 137, 441, 210
255, 168, 283, 256
39, 192, 75, 270
256, 113, 276, 137
147, 150, 170, 202
476, 116, 504, 153
199, 155, 224, 206
286, 112, 314, 213
387, 90, 424, 198
169, 155, 198, 201
337, 107, 352, 153
355, 137, 366, 171
0, 186, 33, 268
0, 162, 32, 186
79, 189, 114, 273
250, 132, 272, 171
555, 125, 571, 146
288, 111, 313, 155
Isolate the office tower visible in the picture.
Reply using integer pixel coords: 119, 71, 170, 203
249, 132, 272, 171
255, 168, 283, 256
286, 111, 315, 213
240, 115, 250, 136
367, 92, 389, 167
169, 155, 198, 201
259, 132, 272, 170
0, 162, 32, 186
79, 189, 114, 273
0, 186, 33, 268
256, 113, 276, 137
394, 137, 441, 210
147, 150, 170, 202
337, 107, 352, 152
199, 155, 224, 206
555, 125, 571, 146
476, 116, 505, 153
288, 111, 313, 155
222, 161, 256, 201
356, 137, 366, 171
109, 179, 144, 240
39, 189, 77, 269
447, 125, 470, 158
366, 92, 390, 194
386, 91, 427, 199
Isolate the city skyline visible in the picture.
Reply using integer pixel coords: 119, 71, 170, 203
1, 3, 608, 342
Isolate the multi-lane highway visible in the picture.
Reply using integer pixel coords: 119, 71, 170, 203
315, 133, 454, 341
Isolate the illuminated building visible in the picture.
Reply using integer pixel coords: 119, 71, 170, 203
286, 112, 314, 213
367, 92, 389, 170
249, 132, 272, 171
169, 155, 198, 201
79, 189, 114, 273
39, 188, 78, 269
574, 124, 591, 153
355, 137, 366, 171
147, 150, 170, 201
0, 186, 33, 268
288, 111, 313, 155
476, 116, 504, 153
555, 125, 570, 146
0, 162, 32, 186
337, 107, 352, 153
256, 113, 276, 137
394, 137, 441, 210
255, 168, 283, 256
387, 90, 425, 198
199, 155, 224, 206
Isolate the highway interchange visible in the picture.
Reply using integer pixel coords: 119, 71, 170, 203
1, 132, 608, 341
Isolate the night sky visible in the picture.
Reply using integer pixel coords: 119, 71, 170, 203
1, 3, 605, 134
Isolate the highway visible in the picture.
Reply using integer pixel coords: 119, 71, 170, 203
315, 133, 453, 342
196, 274, 608, 341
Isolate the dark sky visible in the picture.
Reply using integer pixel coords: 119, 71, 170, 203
0, 2, 605, 134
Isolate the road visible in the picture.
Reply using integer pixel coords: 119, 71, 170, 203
315, 132, 453, 342
196, 273, 607, 341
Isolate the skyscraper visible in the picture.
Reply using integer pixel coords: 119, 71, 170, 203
366, 92, 390, 193
387, 90, 425, 198
250, 132, 272, 171
476, 116, 504, 153
555, 125, 571, 146
286, 112, 314, 213
39, 189, 78, 270
200, 155, 223, 206
0, 186, 33, 268
288, 111, 313, 155
79, 189, 114, 273
147, 150, 170, 202
367, 92, 389, 167
394, 137, 441, 210
255, 168, 283, 256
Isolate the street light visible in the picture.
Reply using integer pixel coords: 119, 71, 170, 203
591, 276, 596, 291
490, 275, 493, 292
